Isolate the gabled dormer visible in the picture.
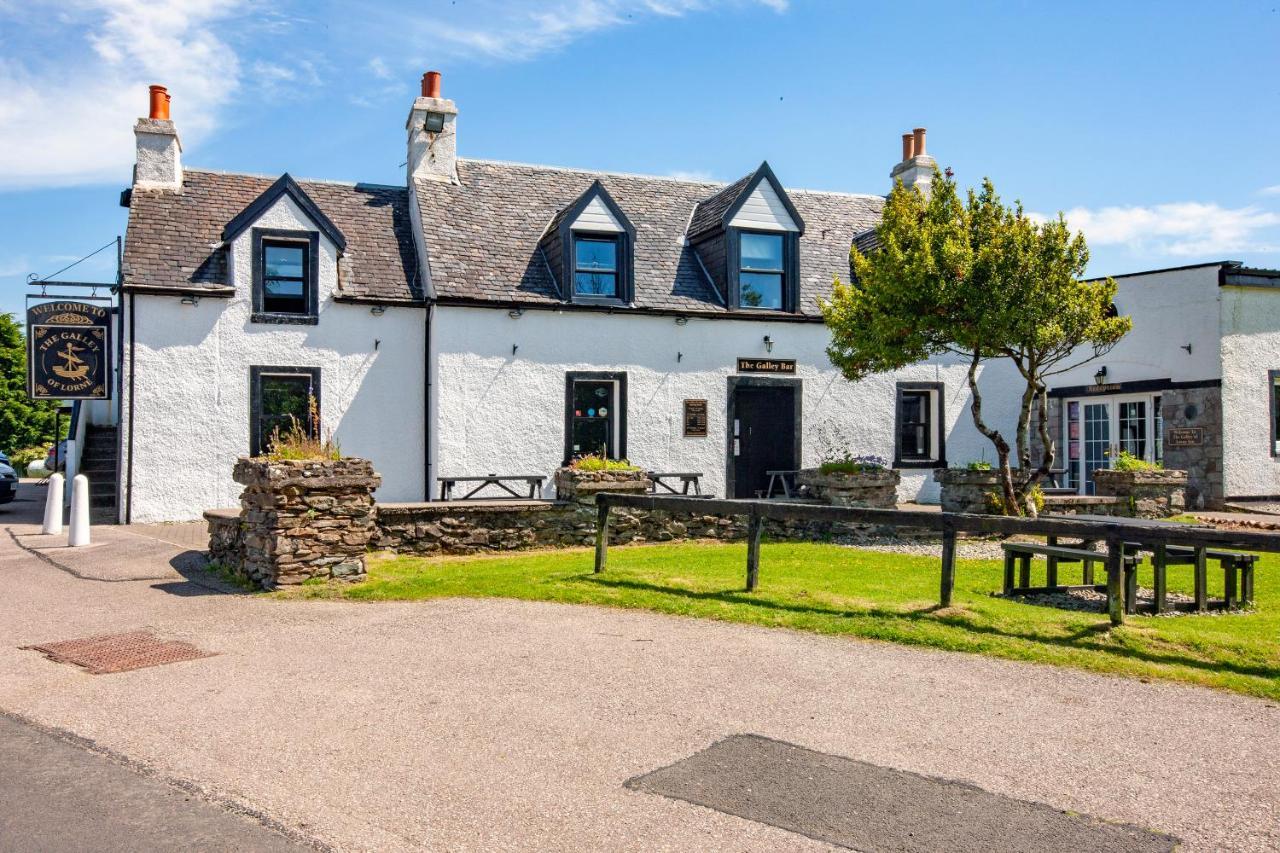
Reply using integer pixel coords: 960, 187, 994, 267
222, 173, 347, 325
538, 180, 636, 305
687, 162, 804, 313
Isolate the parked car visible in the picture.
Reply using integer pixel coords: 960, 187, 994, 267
0, 461, 17, 504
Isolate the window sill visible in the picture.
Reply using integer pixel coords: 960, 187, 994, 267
894, 458, 944, 470
570, 296, 629, 307
251, 312, 319, 326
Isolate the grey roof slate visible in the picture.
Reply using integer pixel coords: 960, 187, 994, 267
414, 160, 884, 317
122, 169, 422, 302
686, 171, 755, 241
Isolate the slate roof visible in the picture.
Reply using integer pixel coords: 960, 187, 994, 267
122, 169, 422, 303
414, 159, 884, 317
685, 171, 755, 241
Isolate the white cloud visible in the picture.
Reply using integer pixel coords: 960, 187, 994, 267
668, 169, 715, 182
1261, 185, 1280, 197
0, 0, 244, 189
368, 57, 393, 80
1060, 202, 1280, 257
403, 0, 787, 63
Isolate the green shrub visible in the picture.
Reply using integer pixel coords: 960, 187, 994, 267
9, 446, 46, 475
819, 454, 889, 475
260, 397, 341, 462
1110, 450, 1161, 472
570, 453, 640, 472
965, 460, 993, 471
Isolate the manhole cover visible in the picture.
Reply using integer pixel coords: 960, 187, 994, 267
21, 630, 216, 675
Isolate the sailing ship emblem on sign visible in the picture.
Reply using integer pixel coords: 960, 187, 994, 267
27, 301, 111, 400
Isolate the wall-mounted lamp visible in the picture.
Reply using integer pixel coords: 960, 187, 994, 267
512, 344, 519, 356
370, 304, 386, 316
674, 316, 689, 326
763, 335, 774, 353
508, 307, 524, 319
677, 351, 683, 363
1093, 365, 1108, 387
374, 339, 381, 350
180, 295, 200, 306
1181, 343, 1193, 355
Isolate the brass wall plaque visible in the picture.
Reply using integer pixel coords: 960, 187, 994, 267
1166, 427, 1204, 448
736, 358, 797, 375
27, 301, 112, 400
683, 399, 708, 437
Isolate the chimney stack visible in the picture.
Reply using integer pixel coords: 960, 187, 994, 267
134, 84, 182, 190
890, 126, 935, 197
406, 69, 458, 185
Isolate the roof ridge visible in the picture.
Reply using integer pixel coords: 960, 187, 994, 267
183, 167, 404, 191
459, 157, 885, 200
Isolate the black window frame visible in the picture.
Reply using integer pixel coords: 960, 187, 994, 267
1271, 370, 1280, 458
570, 233, 623, 302
251, 228, 320, 325
894, 381, 945, 468
249, 365, 321, 457
563, 371, 627, 464
729, 227, 799, 313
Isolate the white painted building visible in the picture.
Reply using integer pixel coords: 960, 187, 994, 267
112, 74, 1278, 521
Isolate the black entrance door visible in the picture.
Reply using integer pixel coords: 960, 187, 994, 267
731, 384, 797, 498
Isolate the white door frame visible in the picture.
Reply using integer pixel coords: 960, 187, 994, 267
1061, 392, 1162, 494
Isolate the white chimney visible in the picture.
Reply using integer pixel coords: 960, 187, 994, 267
406, 71, 458, 184
133, 85, 182, 190
889, 127, 934, 196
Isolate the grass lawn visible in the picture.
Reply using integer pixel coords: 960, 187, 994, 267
284, 541, 1280, 701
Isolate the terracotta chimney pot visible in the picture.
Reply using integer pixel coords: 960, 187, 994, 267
901, 133, 915, 162
912, 127, 927, 157
148, 85, 169, 121
422, 71, 442, 99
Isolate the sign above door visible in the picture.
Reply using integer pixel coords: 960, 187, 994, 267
736, 358, 796, 375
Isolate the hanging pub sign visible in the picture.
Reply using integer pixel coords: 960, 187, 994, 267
27, 301, 112, 400
683, 399, 708, 437
736, 357, 796, 375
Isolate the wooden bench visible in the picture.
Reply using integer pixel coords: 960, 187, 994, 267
1002, 541, 1142, 610
1124, 542, 1257, 612
438, 474, 545, 501
764, 469, 800, 499
647, 471, 705, 496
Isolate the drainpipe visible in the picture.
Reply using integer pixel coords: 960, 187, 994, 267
125, 293, 136, 524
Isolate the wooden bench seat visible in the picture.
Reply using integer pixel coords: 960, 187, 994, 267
1123, 542, 1257, 612
1001, 541, 1141, 608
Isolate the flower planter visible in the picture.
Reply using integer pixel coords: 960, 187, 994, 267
553, 466, 650, 504
934, 468, 1011, 514
795, 468, 899, 508
1092, 469, 1187, 518
222, 457, 381, 588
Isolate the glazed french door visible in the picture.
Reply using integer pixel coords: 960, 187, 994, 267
1063, 394, 1161, 495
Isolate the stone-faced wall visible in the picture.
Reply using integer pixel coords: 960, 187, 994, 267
935, 469, 1006, 514
209, 458, 381, 588
1160, 387, 1223, 510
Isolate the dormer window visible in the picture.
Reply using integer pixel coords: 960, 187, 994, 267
738, 232, 786, 309
263, 240, 309, 313
573, 235, 619, 299
251, 228, 320, 324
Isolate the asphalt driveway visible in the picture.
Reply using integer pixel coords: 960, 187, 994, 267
1, 487, 1277, 851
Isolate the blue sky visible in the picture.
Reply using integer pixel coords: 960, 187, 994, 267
2, 0, 1278, 319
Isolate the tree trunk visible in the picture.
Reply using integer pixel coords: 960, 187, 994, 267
966, 350, 1018, 514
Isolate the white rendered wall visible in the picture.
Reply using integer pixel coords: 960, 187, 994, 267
1047, 266, 1222, 389
431, 306, 1023, 503
1220, 286, 1280, 498
123, 193, 425, 522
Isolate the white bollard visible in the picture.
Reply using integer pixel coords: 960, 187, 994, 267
68, 475, 90, 547
42, 473, 64, 535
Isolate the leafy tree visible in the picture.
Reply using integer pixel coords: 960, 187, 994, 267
0, 312, 58, 456
822, 170, 1131, 514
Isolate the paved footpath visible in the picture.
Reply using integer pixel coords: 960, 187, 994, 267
1, 485, 1278, 851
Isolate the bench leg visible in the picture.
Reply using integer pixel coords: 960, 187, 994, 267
1124, 562, 1138, 614
1153, 544, 1167, 614
1223, 559, 1238, 609
1194, 546, 1208, 613
1105, 540, 1124, 626
1243, 562, 1255, 606
1003, 551, 1016, 595
1045, 537, 1058, 589
1082, 556, 1094, 586
1018, 554, 1031, 590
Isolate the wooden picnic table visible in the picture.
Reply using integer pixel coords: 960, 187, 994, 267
438, 474, 545, 501
764, 469, 800, 499
647, 471, 705, 496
